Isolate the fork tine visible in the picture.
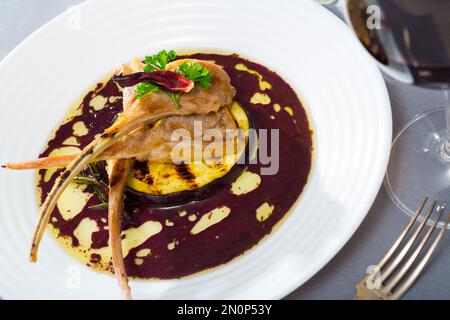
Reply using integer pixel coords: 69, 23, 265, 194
377, 196, 428, 269
390, 212, 450, 300
382, 206, 445, 294
380, 199, 436, 282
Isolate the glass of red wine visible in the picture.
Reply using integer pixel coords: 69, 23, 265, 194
341, 0, 450, 227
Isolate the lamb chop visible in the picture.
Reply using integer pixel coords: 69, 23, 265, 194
27, 58, 235, 263
3, 107, 238, 169
3, 55, 236, 299
108, 158, 133, 300
102, 58, 235, 299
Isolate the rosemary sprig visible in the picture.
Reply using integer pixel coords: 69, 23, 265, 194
88, 203, 109, 209
73, 162, 109, 209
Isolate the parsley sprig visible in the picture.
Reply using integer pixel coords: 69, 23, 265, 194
135, 82, 159, 99
135, 50, 213, 109
143, 49, 177, 71
135, 82, 182, 109
177, 62, 213, 89
138, 49, 181, 107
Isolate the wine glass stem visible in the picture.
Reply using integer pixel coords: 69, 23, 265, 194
441, 89, 450, 160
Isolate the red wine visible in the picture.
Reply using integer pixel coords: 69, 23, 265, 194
347, 0, 450, 87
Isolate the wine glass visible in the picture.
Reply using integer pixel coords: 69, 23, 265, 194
340, 0, 450, 227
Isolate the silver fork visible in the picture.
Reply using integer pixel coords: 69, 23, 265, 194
355, 196, 450, 300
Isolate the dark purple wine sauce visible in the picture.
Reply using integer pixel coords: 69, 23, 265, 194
37, 53, 313, 279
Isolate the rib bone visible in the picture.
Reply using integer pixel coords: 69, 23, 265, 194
108, 159, 133, 300
30, 111, 177, 262
29, 58, 235, 262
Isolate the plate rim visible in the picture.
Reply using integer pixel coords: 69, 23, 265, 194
0, 0, 392, 299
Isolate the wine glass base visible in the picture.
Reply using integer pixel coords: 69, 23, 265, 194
385, 108, 450, 229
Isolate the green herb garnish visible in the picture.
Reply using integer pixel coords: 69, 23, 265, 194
73, 163, 109, 209
139, 49, 180, 108
177, 62, 213, 88
135, 82, 160, 99
135, 81, 181, 109
143, 49, 177, 71
135, 50, 212, 109
164, 92, 181, 109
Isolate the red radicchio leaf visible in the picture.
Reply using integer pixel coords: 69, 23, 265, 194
113, 71, 194, 93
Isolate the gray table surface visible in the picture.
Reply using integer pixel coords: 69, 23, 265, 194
1, 0, 449, 300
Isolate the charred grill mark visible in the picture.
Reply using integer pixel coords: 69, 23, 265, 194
175, 163, 198, 187
133, 161, 153, 185
143, 175, 154, 185
176, 163, 196, 181
110, 161, 129, 188
133, 161, 149, 180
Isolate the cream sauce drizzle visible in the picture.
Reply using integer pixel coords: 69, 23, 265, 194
250, 92, 271, 105
72, 121, 89, 136
190, 206, 231, 235
57, 183, 92, 220
235, 63, 272, 90
284, 106, 294, 116
62, 136, 80, 146
136, 248, 151, 257
230, 171, 261, 195
121, 221, 163, 257
256, 202, 275, 222
44, 146, 81, 182
89, 95, 108, 111
74, 218, 99, 248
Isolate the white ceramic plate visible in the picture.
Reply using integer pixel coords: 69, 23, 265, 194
0, 0, 391, 299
